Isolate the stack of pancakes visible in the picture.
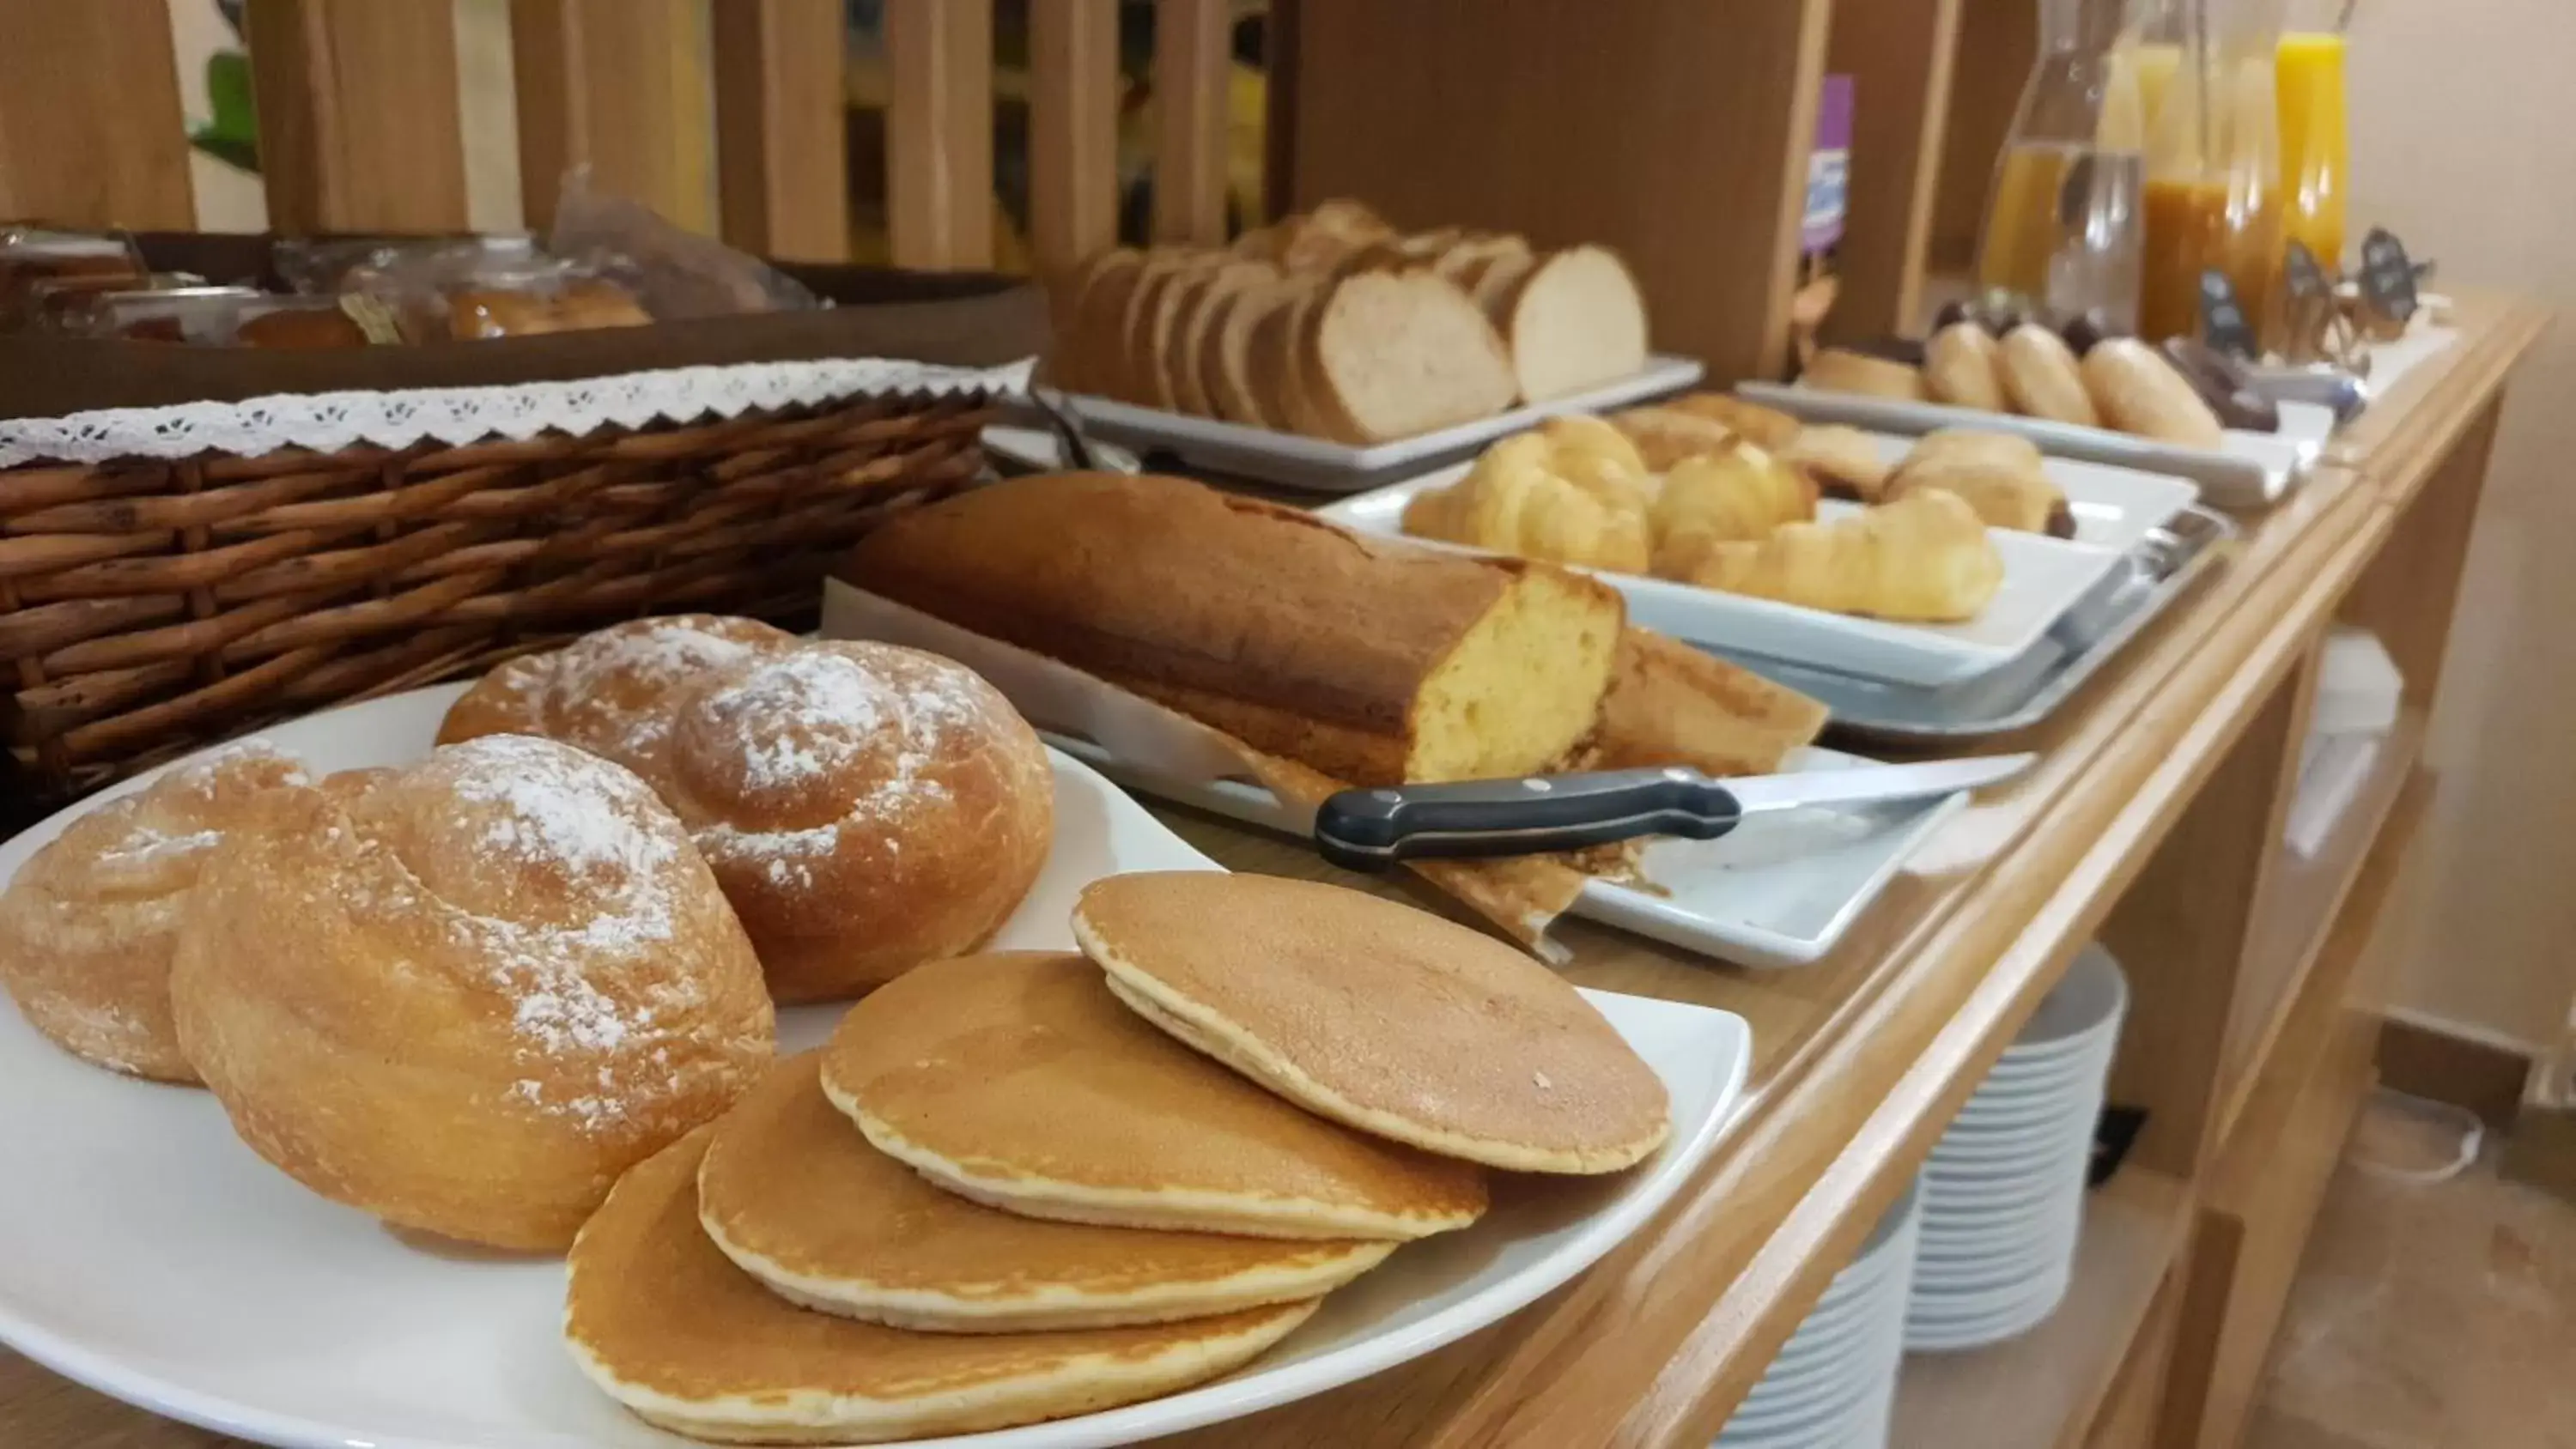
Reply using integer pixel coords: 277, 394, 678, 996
567, 872, 1672, 1445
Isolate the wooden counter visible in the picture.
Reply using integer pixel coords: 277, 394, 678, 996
0, 295, 2546, 1449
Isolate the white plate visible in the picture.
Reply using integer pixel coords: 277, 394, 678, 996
1044, 737, 1964, 971
1737, 380, 2336, 509
1318, 471, 2129, 688
1062, 355, 1706, 493
0, 687, 1756, 1449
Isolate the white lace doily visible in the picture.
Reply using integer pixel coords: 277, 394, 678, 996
0, 355, 1036, 468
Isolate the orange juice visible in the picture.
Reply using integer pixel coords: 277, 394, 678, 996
2275, 32, 2349, 267
1978, 143, 2075, 301
2141, 175, 2279, 343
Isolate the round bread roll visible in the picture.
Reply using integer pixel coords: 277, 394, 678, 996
1801, 347, 1929, 403
436, 615, 799, 780
0, 742, 309, 1082
1997, 324, 2101, 427
2081, 336, 2227, 448
1923, 322, 2010, 413
168, 735, 775, 1251
658, 642, 1054, 1003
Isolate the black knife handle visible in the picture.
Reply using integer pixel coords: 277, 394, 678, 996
1314, 769, 1743, 872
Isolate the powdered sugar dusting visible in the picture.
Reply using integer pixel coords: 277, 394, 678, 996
539, 621, 774, 765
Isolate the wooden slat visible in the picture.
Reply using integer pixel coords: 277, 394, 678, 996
0, 0, 195, 228
1027, 0, 1122, 272
884, 0, 995, 270
246, 0, 471, 233
1285, 0, 1835, 384
511, 0, 715, 235
1824, 0, 1965, 339
711, 0, 850, 261
1151, 0, 1233, 245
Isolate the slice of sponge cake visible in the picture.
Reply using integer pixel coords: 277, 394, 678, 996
836, 472, 1625, 786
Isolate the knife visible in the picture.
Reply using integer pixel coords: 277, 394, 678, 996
1313, 754, 2034, 871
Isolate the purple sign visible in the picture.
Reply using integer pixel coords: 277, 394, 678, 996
1805, 74, 1854, 255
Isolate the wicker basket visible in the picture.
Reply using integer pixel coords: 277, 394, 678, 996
0, 391, 996, 805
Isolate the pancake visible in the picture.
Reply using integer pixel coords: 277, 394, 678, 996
699, 1054, 1395, 1331
567, 1127, 1319, 1445
1072, 873, 1671, 1174
818, 951, 1486, 1240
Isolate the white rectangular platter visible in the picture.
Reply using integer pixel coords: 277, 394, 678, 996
1044, 735, 1963, 971
0, 683, 1753, 1449
1061, 354, 1704, 492
1318, 468, 2130, 688
1736, 380, 2334, 509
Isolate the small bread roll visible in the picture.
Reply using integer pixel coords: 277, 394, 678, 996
658, 642, 1056, 1003
1801, 348, 1929, 404
169, 736, 775, 1250
438, 615, 799, 781
1892, 430, 2069, 536
1923, 323, 2010, 413
1997, 325, 2100, 427
2081, 337, 2227, 448
0, 742, 309, 1082
1777, 425, 1893, 502
1904, 427, 2048, 475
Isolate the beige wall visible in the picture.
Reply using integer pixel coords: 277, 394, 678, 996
2348, 0, 2576, 1057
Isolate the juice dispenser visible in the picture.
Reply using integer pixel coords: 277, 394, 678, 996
1974, 0, 2146, 330
2138, 0, 2286, 346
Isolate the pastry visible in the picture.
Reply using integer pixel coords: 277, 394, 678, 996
1923, 321, 2010, 413
1659, 392, 1805, 452
1400, 425, 1652, 573
1801, 348, 1930, 403
1610, 403, 1740, 471
1996, 324, 2101, 427
435, 614, 799, 780
169, 734, 775, 1250
2081, 336, 2227, 448
0, 741, 308, 1082
1777, 424, 1893, 502
1649, 440, 1818, 571
1592, 627, 1829, 779
1297, 270, 1516, 442
568, 1127, 1318, 1445
1662, 488, 2004, 623
1886, 430, 2072, 537
818, 951, 1489, 1240
653, 642, 1054, 1003
1073, 874, 1672, 1173
837, 472, 1626, 788
1497, 245, 1650, 403
698, 1054, 1394, 1332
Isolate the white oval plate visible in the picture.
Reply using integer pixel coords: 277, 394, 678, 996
0, 685, 1754, 1449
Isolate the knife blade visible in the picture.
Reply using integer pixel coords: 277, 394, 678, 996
1313, 754, 2033, 871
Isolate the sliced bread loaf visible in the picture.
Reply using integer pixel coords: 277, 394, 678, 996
1300, 272, 1516, 444
1503, 245, 1649, 403
1166, 260, 1275, 417
1055, 248, 1143, 396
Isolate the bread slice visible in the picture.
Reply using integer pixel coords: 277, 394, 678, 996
1300, 272, 1516, 444
1110, 252, 1197, 404
1201, 275, 1297, 428
1467, 249, 1537, 330
1166, 261, 1274, 417
1502, 246, 1650, 403
1055, 249, 1143, 396
1434, 233, 1530, 287
1249, 276, 1329, 437
1139, 256, 1227, 412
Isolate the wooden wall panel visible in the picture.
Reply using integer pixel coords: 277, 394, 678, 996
884, 0, 995, 269
1028, 0, 1121, 272
246, 0, 471, 233
712, 0, 851, 261
1824, 0, 1965, 340
1151, 0, 1232, 245
512, 0, 715, 235
0, 0, 195, 229
1285, 0, 1834, 384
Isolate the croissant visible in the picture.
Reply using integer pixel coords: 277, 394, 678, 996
1649, 440, 1818, 573
1885, 431, 2071, 537
1609, 404, 1737, 471
1662, 488, 2003, 623
1402, 426, 1651, 573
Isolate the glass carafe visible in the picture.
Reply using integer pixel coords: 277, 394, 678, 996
1974, 0, 2145, 330
2138, 0, 2286, 345
2275, 0, 2351, 270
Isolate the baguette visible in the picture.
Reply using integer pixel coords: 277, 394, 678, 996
837, 472, 1628, 787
